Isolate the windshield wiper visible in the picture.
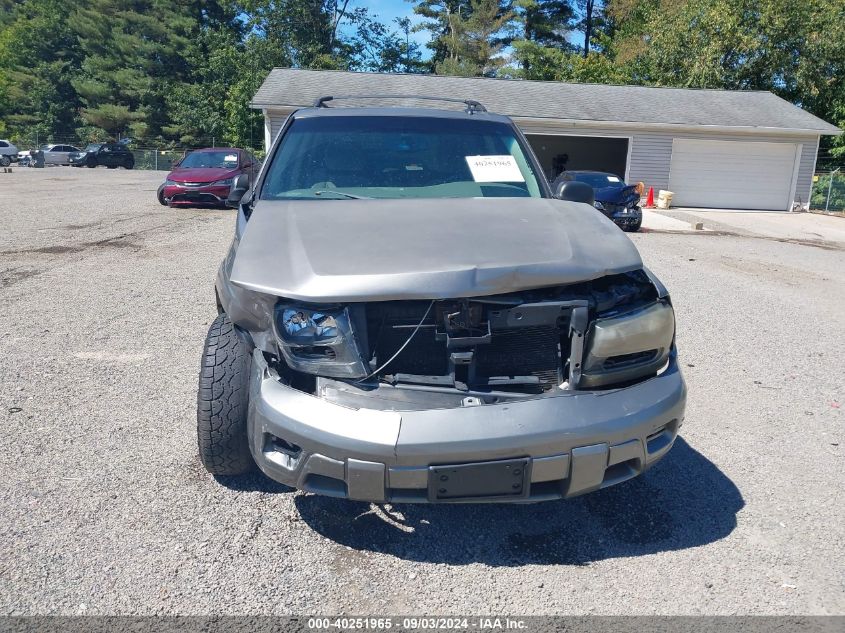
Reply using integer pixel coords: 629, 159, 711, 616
312, 190, 370, 199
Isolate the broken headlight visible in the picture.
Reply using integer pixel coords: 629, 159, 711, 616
580, 300, 675, 388
274, 305, 367, 378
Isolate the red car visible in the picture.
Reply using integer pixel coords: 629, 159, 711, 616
157, 148, 260, 207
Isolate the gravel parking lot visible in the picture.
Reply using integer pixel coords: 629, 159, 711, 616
1, 168, 843, 615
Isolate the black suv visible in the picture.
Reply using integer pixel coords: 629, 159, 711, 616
70, 143, 135, 169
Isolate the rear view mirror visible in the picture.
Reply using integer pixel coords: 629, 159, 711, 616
226, 174, 250, 208
556, 181, 595, 205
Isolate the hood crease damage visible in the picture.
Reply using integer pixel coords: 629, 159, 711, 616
230, 197, 643, 302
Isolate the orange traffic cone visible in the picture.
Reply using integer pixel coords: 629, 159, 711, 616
644, 186, 655, 208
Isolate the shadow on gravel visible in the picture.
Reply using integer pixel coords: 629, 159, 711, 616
215, 473, 295, 494
294, 438, 743, 566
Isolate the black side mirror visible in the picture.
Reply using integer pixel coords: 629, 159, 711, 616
556, 181, 595, 205
226, 173, 250, 208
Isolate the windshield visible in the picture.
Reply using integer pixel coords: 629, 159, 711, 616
567, 173, 624, 187
261, 115, 544, 200
85, 144, 101, 152
179, 151, 239, 169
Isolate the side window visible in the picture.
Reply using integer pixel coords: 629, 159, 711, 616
0, 141, 8, 148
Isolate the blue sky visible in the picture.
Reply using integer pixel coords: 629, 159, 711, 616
342, 0, 430, 50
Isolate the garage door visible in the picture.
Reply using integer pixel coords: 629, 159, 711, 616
668, 139, 800, 211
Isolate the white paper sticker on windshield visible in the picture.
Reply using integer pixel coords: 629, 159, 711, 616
465, 155, 525, 183
607, 176, 621, 182
224, 154, 237, 162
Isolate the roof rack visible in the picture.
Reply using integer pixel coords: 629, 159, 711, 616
313, 94, 487, 114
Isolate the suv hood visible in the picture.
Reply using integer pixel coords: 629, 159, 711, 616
230, 197, 643, 302
169, 167, 236, 183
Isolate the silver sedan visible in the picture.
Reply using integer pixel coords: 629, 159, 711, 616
37, 144, 81, 165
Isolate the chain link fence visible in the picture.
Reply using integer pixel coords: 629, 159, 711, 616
810, 170, 845, 213
130, 149, 189, 171
5, 133, 261, 171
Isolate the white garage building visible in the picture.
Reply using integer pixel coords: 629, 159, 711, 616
251, 68, 841, 211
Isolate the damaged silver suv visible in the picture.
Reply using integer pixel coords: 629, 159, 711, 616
197, 97, 686, 503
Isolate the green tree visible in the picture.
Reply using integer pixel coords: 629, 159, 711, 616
239, 0, 357, 70
413, 0, 516, 76
510, 39, 624, 81
608, 1, 845, 130
69, 0, 199, 140
517, 0, 575, 48
411, 0, 468, 71
574, 0, 602, 56
347, 10, 425, 73
0, 0, 83, 141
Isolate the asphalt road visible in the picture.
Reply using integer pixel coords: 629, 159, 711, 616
1, 168, 843, 615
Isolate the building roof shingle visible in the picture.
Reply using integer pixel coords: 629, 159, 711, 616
252, 68, 840, 135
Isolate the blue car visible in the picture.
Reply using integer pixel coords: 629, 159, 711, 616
554, 171, 643, 232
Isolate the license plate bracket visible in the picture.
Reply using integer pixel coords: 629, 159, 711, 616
428, 458, 530, 502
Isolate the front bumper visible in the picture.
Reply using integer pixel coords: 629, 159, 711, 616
609, 206, 642, 228
247, 351, 686, 503
163, 183, 230, 206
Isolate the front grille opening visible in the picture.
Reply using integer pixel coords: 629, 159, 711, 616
365, 301, 563, 394
474, 326, 561, 391
375, 324, 447, 376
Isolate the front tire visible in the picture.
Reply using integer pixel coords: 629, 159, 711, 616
157, 184, 167, 206
197, 314, 256, 476
0, 156, 10, 167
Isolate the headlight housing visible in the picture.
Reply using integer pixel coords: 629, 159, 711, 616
593, 201, 606, 211
580, 300, 675, 388
273, 304, 367, 378
164, 179, 177, 186
213, 177, 234, 186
